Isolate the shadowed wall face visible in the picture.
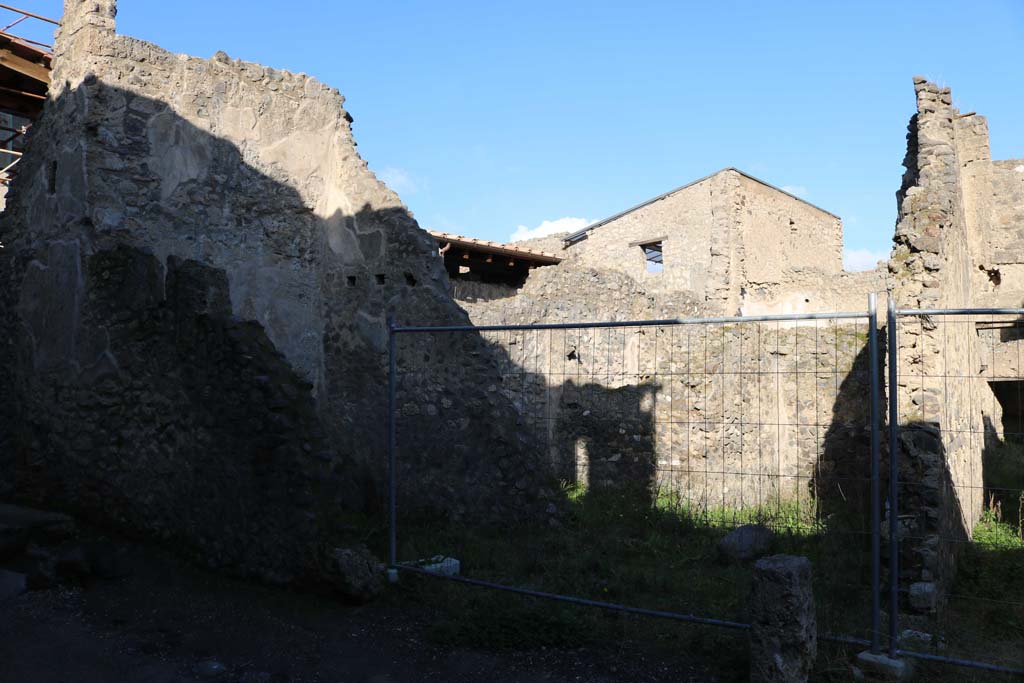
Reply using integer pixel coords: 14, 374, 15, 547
886, 77, 1024, 599
0, 0, 552, 582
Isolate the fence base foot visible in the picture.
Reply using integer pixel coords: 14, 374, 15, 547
386, 568, 399, 584
854, 651, 914, 681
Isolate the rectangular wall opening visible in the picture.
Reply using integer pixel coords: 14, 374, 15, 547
641, 241, 663, 273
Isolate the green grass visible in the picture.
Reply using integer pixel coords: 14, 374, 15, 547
912, 443, 1024, 679
379, 476, 1024, 679
973, 508, 1024, 551
388, 482, 872, 672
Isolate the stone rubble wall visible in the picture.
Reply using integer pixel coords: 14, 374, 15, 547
887, 77, 1000, 601
0, 0, 552, 583
739, 269, 888, 317
450, 264, 875, 520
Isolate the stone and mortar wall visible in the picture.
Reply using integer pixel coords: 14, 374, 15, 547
736, 173, 843, 284
887, 77, 999, 603
0, 0, 552, 583
450, 265, 875, 521
565, 176, 719, 300
444, 169, 882, 517
559, 169, 869, 315
508, 231, 571, 257
955, 108, 1024, 307
739, 268, 887, 317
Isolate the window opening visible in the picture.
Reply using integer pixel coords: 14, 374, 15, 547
641, 241, 663, 273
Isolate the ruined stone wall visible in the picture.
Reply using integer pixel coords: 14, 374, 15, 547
0, 0, 551, 583
739, 269, 887, 317
457, 264, 703, 325
942, 104, 1024, 307
452, 265, 875, 520
508, 232, 571, 257
887, 77, 995, 600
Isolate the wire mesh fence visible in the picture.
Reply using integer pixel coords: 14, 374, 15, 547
890, 309, 1024, 673
389, 311, 881, 653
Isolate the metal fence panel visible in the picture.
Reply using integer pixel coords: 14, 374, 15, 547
388, 308, 881, 653
890, 307, 1024, 675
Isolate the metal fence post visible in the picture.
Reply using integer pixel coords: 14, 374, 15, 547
886, 296, 900, 657
868, 293, 881, 654
387, 314, 398, 570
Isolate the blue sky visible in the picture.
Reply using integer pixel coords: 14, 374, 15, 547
17, 1, 1024, 269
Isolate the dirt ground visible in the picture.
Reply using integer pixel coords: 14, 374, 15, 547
0, 538, 727, 683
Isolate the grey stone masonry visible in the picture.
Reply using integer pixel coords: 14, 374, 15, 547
0, 0, 553, 586
885, 76, 1023, 603
749, 554, 817, 683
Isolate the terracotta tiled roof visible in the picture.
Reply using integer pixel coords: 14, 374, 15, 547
427, 230, 563, 264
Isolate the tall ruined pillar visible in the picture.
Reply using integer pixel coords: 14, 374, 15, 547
887, 77, 988, 607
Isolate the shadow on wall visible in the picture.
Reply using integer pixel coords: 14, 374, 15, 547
895, 416, 1024, 660
816, 338, 879, 542
414, 320, 891, 533
554, 379, 659, 507
0, 79, 553, 584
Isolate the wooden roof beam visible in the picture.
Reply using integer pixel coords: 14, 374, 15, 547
0, 47, 49, 83
0, 91, 42, 118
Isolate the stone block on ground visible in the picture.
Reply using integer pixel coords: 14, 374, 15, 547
0, 523, 30, 559
749, 554, 816, 683
329, 546, 384, 603
0, 568, 27, 603
907, 581, 937, 612
417, 555, 460, 576
718, 524, 774, 563
0, 504, 76, 545
85, 540, 132, 579
853, 651, 914, 681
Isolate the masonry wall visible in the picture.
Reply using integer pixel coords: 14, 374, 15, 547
964, 116, 1024, 307
887, 77, 997, 602
560, 169, 861, 315
737, 173, 843, 283
0, 0, 552, 583
452, 265, 875, 523
565, 177, 718, 298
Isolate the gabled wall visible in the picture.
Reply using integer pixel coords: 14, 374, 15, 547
559, 168, 853, 314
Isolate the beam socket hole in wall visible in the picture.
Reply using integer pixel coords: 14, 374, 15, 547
404, 272, 417, 287
641, 241, 663, 274
979, 264, 1002, 287
375, 274, 386, 285
346, 276, 356, 287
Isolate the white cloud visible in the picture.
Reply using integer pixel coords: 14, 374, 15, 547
510, 216, 590, 242
843, 248, 889, 272
378, 167, 418, 195
781, 185, 809, 197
